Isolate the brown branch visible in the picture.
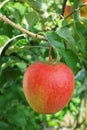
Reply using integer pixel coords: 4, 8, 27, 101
61, 0, 68, 16
0, 14, 47, 41
65, 2, 87, 19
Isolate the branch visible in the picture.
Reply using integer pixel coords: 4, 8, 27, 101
0, 0, 9, 9
0, 34, 25, 55
0, 14, 47, 41
65, 2, 87, 19
61, 0, 68, 16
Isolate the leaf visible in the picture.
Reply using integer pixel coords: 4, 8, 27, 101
75, 78, 87, 98
0, 96, 5, 109
0, 35, 9, 48
0, 121, 9, 129
27, 0, 43, 10
8, 112, 27, 127
0, 34, 25, 56
62, 49, 79, 74
5, 38, 29, 55
25, 12, 39, 28
75, 69, 86, 81
16, 39, 28, 46
45, 31, 65, 60
0, 67, 21, 88
0, 35, 9, 55
73, 21, 86, 51
45, 31, 65, 49
56, 27, 76, 52
25, 0, 49, 18
13, 2, 26, 16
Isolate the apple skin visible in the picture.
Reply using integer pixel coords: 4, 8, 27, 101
64, 2, 87, 19
80, 0, 87, 18
23, 62, 75, 114
64, 5, 71, 17
83, 0, 87, 3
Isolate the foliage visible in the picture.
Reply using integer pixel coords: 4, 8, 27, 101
0, 0, 87, 129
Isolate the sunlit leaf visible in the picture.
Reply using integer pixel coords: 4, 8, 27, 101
25, 12, 39, 28
56, 27, 76, 52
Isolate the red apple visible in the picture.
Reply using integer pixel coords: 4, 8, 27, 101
64, 2, 87, 19
64, 5, 71, 17
80, 0, 87, 18
83, 0, 87, 3
23, 62, 74, 114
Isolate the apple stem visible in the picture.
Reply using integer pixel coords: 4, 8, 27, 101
48, 43, 53, 63
48, 43, 60, 64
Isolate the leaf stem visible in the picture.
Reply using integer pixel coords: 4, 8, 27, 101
48, 43, 52, 63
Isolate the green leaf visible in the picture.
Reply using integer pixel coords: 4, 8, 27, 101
76, 78, 87, 98
56, 27, 76, 52
0, 67, 21, 88
0, 121, 9, 129
0, 35, 9, 55
75, 69, 86, 81
25, 0, 48, 18
8, 112, 27, 127
0, 35, 25, 56
62, 49, 79, 74
73, 21, 86, 51
0, 96, 5, 109
0, 35, 9, 48
45, 31, 65, 60
13, 2, 26, 16
70, 102, 78, 113
25, 12, 39, 28
45, 31, 65, 49
27, 0, 43, 10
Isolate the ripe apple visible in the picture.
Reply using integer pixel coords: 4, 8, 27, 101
64, 1, 87, 19
83, 0, 87, 3
64, 5, 71, 17
23, 62, 74, 114
80, 0, 87, 18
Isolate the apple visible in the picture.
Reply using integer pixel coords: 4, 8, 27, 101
23, 62, 75, 114
64, 1, 87, 19
80, 0, 87, 18
64, 5, 71, 17
83, 0, 87, 3
80, 6, 87, 18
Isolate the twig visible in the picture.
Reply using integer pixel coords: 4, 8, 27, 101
48, 43, 52, 63
0, 0, 9, 9
61, 0, 68, 16
65, 2, 87, 19
0, 34, 25, 55
0, 14, 47, 41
